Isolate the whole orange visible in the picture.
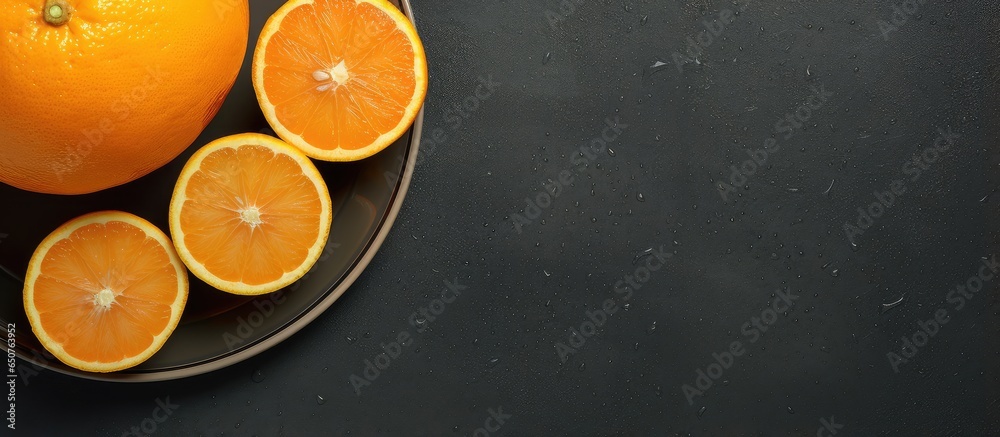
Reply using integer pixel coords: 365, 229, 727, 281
0, 0, 249, 195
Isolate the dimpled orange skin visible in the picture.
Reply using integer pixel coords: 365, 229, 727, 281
0, 0, 249, 195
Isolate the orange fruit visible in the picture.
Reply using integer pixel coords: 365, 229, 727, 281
23, 211, 188, 373
169, 133, 332, 295
253, 0, 428, 161
0, 0, 250, 195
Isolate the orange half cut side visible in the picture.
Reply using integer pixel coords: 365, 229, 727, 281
253, 0, 428, 161
23, 211, 189, 373
169, 133, 333, 295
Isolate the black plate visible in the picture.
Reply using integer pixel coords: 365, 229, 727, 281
0, 0, 422, 382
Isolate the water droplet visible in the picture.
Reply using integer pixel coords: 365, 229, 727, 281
578, 362, 586, 371
821, 262, 830, 270
623, 303, 630, 311
235, 422, 241, 429
636, 193, 645, 202
607, 148, 616, 157
543, 270, 551, 277
415, 317, 427, 327
545, 299, 551, 307
316, 395, 326, 405
487, 357, 500, 368
654, 386, 662, 396
346, 336, 357, 344
640, 15, 648, 25
646, 321, 657, 334
363, 331, 372, 339
251, 369, 265, 383
980, 188, 998, 203
881, 295, 905, 312
633, 247, 654, 264
830, 269, 840, 277
645, 61, 670, 79
787, 406, 795, 414
823, 179, 836, 195
542, 52, 552, 64
698, 406, 707, 417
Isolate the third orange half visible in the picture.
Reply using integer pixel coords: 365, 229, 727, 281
253, 0, 428, 161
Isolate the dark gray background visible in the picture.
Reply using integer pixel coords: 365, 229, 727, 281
10, 0, 1000, 435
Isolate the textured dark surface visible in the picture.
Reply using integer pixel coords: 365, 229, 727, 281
10, 0, 1000, 436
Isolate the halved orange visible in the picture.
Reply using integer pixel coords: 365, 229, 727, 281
169, 133, 332, 295
23, 211, 188, 373
252, 0, 428, 161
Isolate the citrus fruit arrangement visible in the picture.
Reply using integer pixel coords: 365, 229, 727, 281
4, 0, 428, 373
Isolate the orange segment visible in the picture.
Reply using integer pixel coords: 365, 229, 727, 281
23, 211, 188, 373
169, 133, 332, 295
253, 0, 428, 161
